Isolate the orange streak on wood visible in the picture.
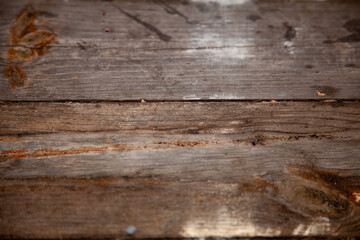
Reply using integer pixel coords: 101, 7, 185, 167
71, 179, 90, 184
71, 178, 114, 185
0, 149, 31, 159
288, 167, 360, 207
0, 138, 21, 142
1, 150, 29, 154
96, 178, 113, 184
0, 140, 229, 160
31, 146, 109, 158
240, 176, 278, 194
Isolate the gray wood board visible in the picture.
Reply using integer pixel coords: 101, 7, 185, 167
0, 0, 360, 100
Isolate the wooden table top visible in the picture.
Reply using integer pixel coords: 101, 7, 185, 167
0, 0, 359, 239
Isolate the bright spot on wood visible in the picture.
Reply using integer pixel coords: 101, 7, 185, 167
181, 206, 281, 237
186, 0, 252, 61
353, 192, 360, 203
191, 0, 249, 5
126, 226, 136, 235
317, 91, 326, 97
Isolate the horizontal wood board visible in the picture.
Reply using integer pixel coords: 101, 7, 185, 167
0, 0, 360, 100
1, 101, 360, 238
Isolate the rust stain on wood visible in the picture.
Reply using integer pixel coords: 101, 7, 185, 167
0, 138, 21, 143
240, 176, 278, 194
71, 177, 115, 185
4, 5, 57, 88
31, 146, 109, 158
0, 140, 226, 160
288, 167, 360, 207
236, 166, 359, 219
71, 179, 90, 184
242, 134, 340, 147
3, 65, 26, 88
0, 149, 30, 159
157, 140, 220, 147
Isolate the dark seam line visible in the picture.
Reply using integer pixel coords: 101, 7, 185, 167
112, 4, 172, 42
0, 99, 359, 104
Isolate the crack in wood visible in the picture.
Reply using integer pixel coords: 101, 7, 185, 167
112, 4, 172, 42
155, 0, 197, 24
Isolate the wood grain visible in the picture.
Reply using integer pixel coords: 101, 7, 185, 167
0, 101, 359, 135
1, 101, 360, 238
1, 0, 360, 238
1, 0, 360, 100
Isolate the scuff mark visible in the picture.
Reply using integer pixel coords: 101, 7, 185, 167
249, 135, 265, 146
247, 14, 262, 22
339, 19, 360, 43
113, 4, 172, 42
324, 19, 360, 44
4, 5, 57, 88
77, 42, 86, 50
284, 22, 296, 41
156, 0, 197, 24
282, 22, 296, 55
344, 63, 358, 68
194, 3, 210, 13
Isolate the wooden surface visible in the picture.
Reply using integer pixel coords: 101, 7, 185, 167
1, 0, 360, 239
0, 0, 360, 100
1, 101, 360, 238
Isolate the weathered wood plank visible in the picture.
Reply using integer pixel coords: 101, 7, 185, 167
1, 134, 360, 238
0, 101, 359, 135
1, 102, 360, 238
1, 0, 360, 100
